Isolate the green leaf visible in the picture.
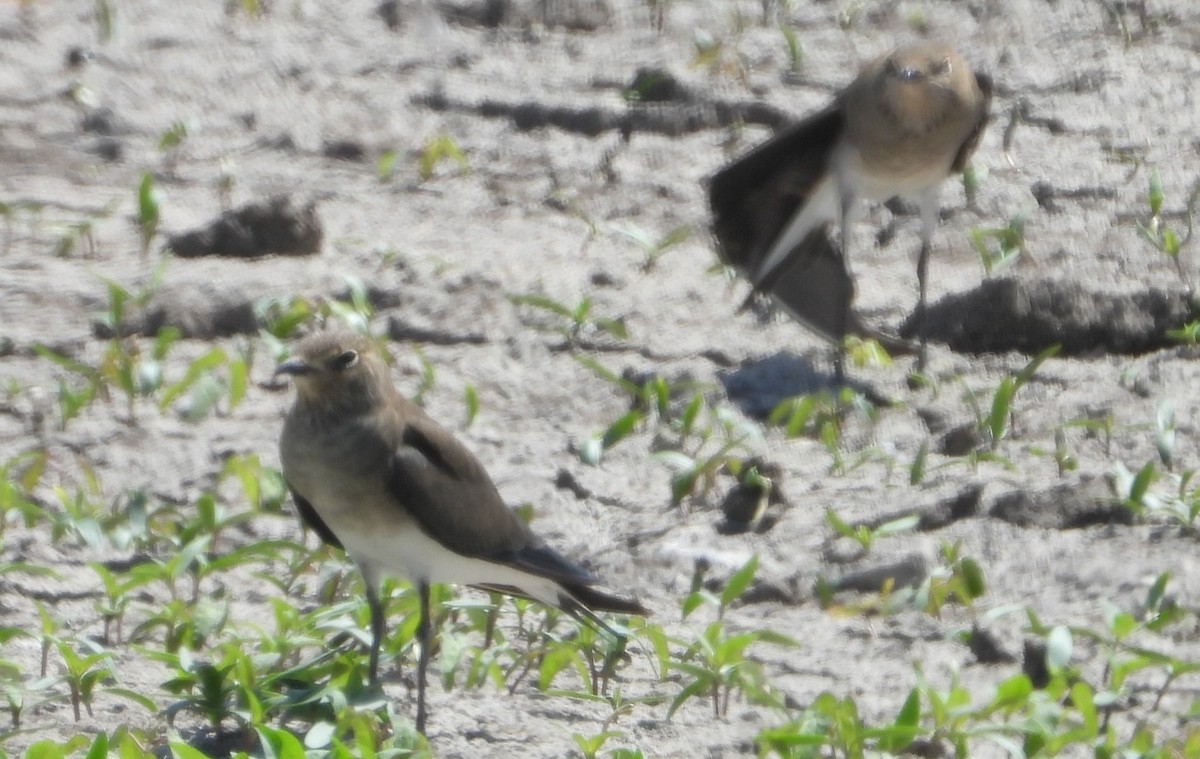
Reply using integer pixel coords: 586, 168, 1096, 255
1128, 460, 1156, 506
508, 293, 574, 318
84, 731, 109, 759
257, 725, 307, 759
875, 514, 920, 538
987, 377, 1015, 444
227, 358, 248, 409
159, 347, 227, 410
463, 384, 478, 428
377, 149, 398, 182
666, 677, 713, 719
959, 557, 986, 600
909, 440, 928, 485
601, 410, 642, 450
1071, 680, 1098, 737
170, 742, 216, 759
1148, 167, 1163, 217
719, 555, 758, 610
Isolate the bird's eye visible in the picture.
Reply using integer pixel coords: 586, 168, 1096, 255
333, 350, 359, 370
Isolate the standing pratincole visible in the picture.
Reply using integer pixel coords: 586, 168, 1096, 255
276, 331, 649, 733
709, 42, 992, 377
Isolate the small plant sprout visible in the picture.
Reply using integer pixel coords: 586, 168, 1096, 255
671, 556, 798, 719
463, 383, 479, 429
377, 148, 399, 182
962, 162, 987, 207
418, 133, 469, 181
780, 25, 803, 75
217, 156, 237, 210
977, 344, 1060, 451
1136, 168, 1199, 290
971, 209, 1029, 276
617, 222, 692, 272
136, 172, 160, 257
157, 119, 195, 175
509, 293, 628, 346
843, 335, 892, 369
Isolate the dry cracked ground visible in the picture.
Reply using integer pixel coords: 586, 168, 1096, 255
2, 0, 1200, 756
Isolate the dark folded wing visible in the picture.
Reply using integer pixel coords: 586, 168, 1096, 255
290, 486, 344, 550
389, 411, 597, 587
708, 105, 843, 278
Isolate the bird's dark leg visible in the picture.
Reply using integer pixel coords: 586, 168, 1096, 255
415, 580, 432, 734
916, 238, 931, 373
835, 190, 856, 384
915, 187, 940, 374
365, 581, 386, 687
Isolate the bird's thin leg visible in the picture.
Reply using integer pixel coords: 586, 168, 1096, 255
915, 187, 940, 373
835, 190, 856, 384
415, 580, 432, 734
365, 581, 386, 687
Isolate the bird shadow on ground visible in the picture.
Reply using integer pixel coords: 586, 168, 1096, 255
718, 351, 880, 418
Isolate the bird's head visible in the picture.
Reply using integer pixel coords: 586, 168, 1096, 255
883, 44, 961, 87
276, 331, 388, 413
874, 43, 978, 132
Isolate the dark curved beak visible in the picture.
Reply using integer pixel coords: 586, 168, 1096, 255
275, 357, 314, 377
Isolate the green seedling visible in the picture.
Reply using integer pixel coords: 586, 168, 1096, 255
220, 453, 287, 514
0, 452, 49, 531
377, 148, 399, 182
463, 383, 479, 429
616, 222, 691, 272
88, 562, 141, 645
255, 294, 317, 339
137, 172, 160, 257
1136, 168, 1199, 289
418, 133, 468, 181
670, 556, 797, 719
158, 120, 194, 175
909, 440, 929, 485
690, 25, 749, 84
843, 334, 892, 369
217, 156, 236, 210
971, 209, 1029, 276
580, 409, 643, 466
509, 293, 628, 345
161, 647, 243, 732
47, 202, 115, 258
769, 387, 877, 474
1166, 319, 1200, 345
825, 508, 920, 557
1054, 426, 1078, 475
757, 689, 922, 758
915, 541, 987, 618
780, 25, 803, 73
52, 639, 116, 721
971, 344, 1060, 451
1114, 459, 1157, 517
962, 162, 987, 207
655, 429, 749, 505
94, 0, 116, 43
